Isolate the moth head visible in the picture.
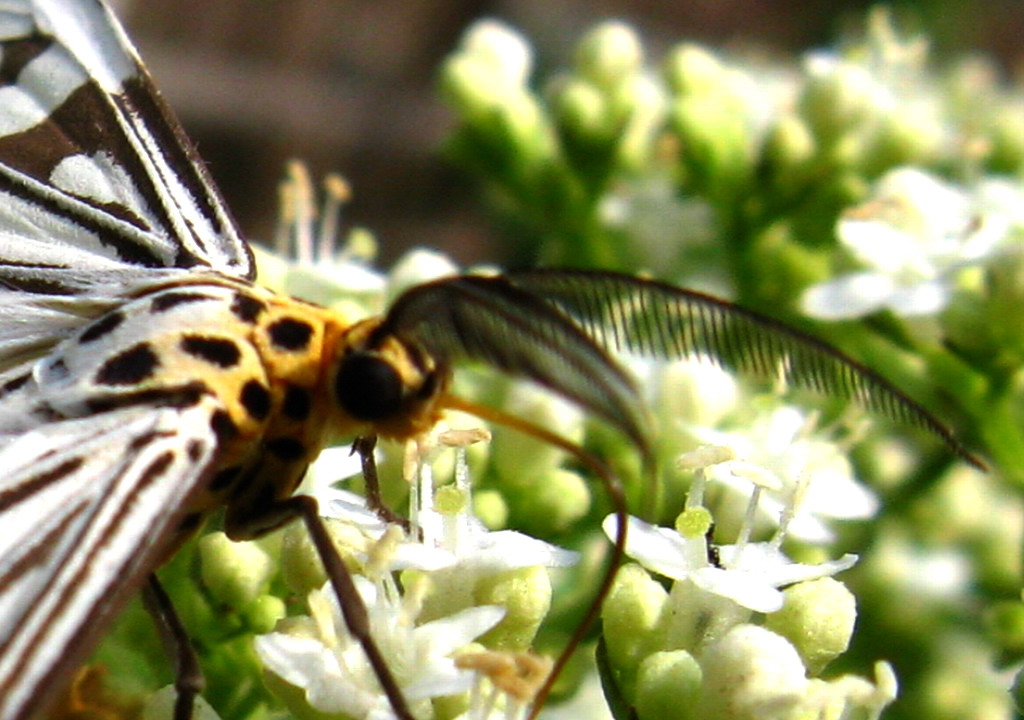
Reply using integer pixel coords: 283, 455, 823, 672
331, 317, 449, 439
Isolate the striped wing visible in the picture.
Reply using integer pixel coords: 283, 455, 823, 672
0, 400, 222, 720
0, 0, 253, 296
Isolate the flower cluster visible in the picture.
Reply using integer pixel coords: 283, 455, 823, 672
440, 12, 1024, 720
598, 443, 890, 720
90, 11, 1024, 720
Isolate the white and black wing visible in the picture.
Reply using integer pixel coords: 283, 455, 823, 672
0, 0, 253, 296
0, 401, 222, 720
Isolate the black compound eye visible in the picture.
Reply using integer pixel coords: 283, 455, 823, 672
335, 353, 404, 420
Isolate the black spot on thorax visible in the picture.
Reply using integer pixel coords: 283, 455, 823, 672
282, 385, 312, 421
150, 292, 215, 313
231, 292, 266, 323
265, 437, 306, 462
210, 410, 238, 442
0, 373, 29, 397
186, 440, 205, 463
267, 318, 313, 352
85, 383, 207, 413
95, 343, 159, 385
239, 380, 271, 421
79, 311, 125, 343
209, 465, 243, 493
180, 335, 241, 368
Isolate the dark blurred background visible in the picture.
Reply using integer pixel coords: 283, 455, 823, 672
112, 0, 1024, 268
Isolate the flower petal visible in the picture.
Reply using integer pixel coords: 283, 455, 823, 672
691, 566, 784, 613
603, 514, 707, 579
414, 605, 507, 654
800, 272, 894, 319
884, 279, 949, 315
464, 528, 580, 569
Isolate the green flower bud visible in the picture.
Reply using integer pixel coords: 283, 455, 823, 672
664, 44, 727, 96
441, 45, 550, 161
199, 532, 274, 610
989, 109, 1024, 173
986, 601, 1024, 659
491, 386, 584, 483
602, 563, 669, 699
554, 76, 611, 142
762, 114, 816, 192
510, 467, 590, 535
635, 650, 702, 720
279, 523, 327, 595
765, 577, 856, 674
475, 566, 551, 650
575, 21, 644, 90
440, 55, 507, 118
670, 95, 753, 203
799, 58, 883, 146
696, 624, 808, 720
495, 91, 557, 164
243, 594, 288, 634
460, 20, 533, 86
440, 20, 532, 120
863, 108, 943, 172
279, 519, 364, 595
615, 75, 668, 169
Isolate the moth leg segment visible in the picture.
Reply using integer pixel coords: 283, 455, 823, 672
141, 575, 205, 720
250, 494, 417, 720
352, 435, 411, 531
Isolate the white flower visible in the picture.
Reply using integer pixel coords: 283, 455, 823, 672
603, 513, 855, 614
413, 433, 580, 639
605, 442, 857, 615
802, 168, 1017, 319
255, 576, 505, 719
692, 405, 876, 543
309, 436, 579, 576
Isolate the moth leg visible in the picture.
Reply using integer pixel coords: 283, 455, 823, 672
353, 435, 410, 531
142, 574, 204, 720
236, 494, 415, 720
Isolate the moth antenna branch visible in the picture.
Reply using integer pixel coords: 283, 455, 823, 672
142, 574, 205, 720
440, 395, 628, 719
282, 495, 416, 720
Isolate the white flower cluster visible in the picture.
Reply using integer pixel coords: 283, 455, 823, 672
802, 167, 1024, 319
213, 164, 898, 720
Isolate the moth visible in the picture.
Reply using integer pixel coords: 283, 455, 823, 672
0, 1, 980, 719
